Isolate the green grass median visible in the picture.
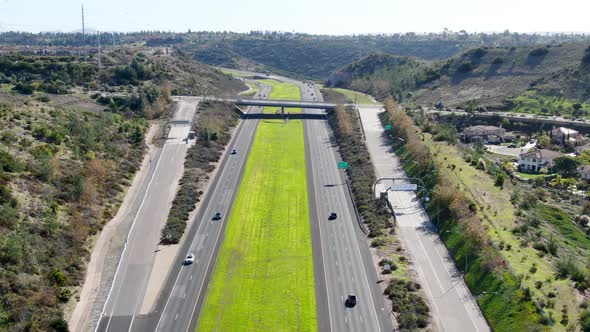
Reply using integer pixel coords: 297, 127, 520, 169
196, 81, 317, 331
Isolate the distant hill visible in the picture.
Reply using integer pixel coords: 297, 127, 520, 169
4, 31, 590, 80
0, 48, 244, 97
328, 43, 590, 108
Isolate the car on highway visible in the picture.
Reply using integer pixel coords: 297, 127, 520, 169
184, 253, 195, 265
328, 212, 337, 220
231, 149, 237, 155
345, 295, 357, 307
213, 212, 222, 220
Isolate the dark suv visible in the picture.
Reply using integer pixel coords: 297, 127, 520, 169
329, 212, 337, 220
213, 212, 222, 220
345, 295, 357, 307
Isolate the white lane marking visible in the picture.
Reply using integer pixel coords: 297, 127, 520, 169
307, 96, 335, 332
100, 134, 171, 332
155, 104, 257, 332
182, 102, 261, 332
324, 119, 383, 332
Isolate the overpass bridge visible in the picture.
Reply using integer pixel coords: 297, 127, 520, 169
204, 97, 338, 111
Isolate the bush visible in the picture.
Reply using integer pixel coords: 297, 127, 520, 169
49, 318, 68, 332
529, 47, 549, 57
580, 310, 590, 331
457, 61, 477, 73
12, 82, 34, 94
385, 278, 430, 330
371, 238, 386, 247
492, 57, 505, 65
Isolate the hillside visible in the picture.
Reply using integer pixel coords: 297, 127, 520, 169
5, 31, 590, 80
329, 43, 590, 108
0, 92, 146, 330
0, 49, 244, 331
0, 47, 245, 99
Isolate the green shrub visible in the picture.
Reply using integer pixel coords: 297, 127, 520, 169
529, 47, 549, 57
12, 82, 34, 94
385, 278, 430, 330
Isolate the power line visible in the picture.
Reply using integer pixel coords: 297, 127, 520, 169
82, 4, 86, 62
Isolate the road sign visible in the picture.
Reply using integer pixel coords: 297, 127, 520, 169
389, 184, 418, 191
337, 161, 349, 169
385, 124, 392, 130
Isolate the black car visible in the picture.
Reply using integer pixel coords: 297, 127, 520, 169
346, 295, 357, 307
231, 149, 237, 155
213, 212, 222, 220
329, 212, 337, 220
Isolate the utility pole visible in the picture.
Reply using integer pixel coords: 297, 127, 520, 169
97, 30, 101, 69
82, 4, 87, 62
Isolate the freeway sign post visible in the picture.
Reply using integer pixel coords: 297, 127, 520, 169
388, 183, 418, 191
337, 161, 349, 169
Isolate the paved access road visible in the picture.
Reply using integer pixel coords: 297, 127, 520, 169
296, 79, 393, 332
150, 84, 271, 332
359, 105, 490, 332
96, 97, 200, 332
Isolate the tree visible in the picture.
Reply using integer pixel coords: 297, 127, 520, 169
538, 134, 551, 148
495, 173, 505, 188
553, 156, 581, 177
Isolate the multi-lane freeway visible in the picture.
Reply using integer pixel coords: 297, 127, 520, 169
96, 97, 200, 332
298, 80, 393, 332
91, 75, 394, 332
150, 83, 272, 332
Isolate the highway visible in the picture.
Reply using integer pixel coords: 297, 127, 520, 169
298, 80, 394, 332
150, 84, 271, 332
95, 97, 200, 332
359, 105, 490, 332
424, 108, 590, 128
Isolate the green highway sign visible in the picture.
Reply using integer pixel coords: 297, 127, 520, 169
337, 161, 349, 169
385, 124, 392, 130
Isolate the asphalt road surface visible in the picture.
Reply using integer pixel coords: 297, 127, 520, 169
359, 105, 490, 332
96, 97, 199, 332
297, 80, 393, 332
150, 84, 272, 332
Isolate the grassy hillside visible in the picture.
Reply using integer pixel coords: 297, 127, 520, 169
0, 92, 145, 330
0, 50, 245, 330
330, 43, 590, 109
0, 48, 245, 98
4, 31, 590, 80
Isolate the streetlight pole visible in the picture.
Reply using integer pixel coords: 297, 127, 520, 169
411, 160, 421, 182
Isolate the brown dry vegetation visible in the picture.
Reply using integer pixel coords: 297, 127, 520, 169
382, 98, 545, 331
0, 93, 146, 331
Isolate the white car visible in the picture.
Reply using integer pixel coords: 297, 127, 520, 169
184, 253, 195, 265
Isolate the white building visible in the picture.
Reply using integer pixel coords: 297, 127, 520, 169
552, 127, 579, 145
518, 149, 563, 173
463, 125, 506, 143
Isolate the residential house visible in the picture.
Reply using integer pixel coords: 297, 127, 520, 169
518, 149, 563, 173
551, 127, 580, 146
463, 125, 506, 143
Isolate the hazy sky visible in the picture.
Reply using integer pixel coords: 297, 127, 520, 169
0, 0, 589, 35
